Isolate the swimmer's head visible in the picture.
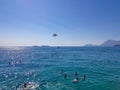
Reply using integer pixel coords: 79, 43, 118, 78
24, 83, 27, 88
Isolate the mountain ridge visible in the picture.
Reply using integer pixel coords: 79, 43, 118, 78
84, 40, 120, 47
101, 40, 120, 47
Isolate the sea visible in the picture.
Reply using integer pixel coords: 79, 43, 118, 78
0, 46, 120, 90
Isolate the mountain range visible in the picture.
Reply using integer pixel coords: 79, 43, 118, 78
84, 40, 120, 47
101, 40, 120, 47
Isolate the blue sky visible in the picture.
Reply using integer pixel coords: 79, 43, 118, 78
0, 0, 120, 46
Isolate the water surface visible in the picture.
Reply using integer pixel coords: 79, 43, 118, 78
0, 47, 120, 90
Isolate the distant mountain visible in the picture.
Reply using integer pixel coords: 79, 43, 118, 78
115, 45, 120, 47
84, 44, 95, 47
100, 40, 120, 47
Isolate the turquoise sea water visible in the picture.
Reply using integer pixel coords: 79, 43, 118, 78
0, 47, 120, 90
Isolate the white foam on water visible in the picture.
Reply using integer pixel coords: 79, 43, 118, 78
17, 81, 39, 90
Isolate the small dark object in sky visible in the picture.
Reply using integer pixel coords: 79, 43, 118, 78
52, 33, 57, 37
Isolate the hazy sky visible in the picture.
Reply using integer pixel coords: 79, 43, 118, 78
0, 0, 120, 46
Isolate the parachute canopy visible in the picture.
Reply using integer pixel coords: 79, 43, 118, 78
52, 33, 57, 37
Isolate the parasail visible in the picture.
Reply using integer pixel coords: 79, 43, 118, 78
52, 33, 57, 37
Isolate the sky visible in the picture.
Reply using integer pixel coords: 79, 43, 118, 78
0, 0, 120, 46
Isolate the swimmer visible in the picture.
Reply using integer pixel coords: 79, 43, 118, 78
82, 74, 86, 81
19, 82, 39, 90
23, 83, 27, 89
64, 73, 67, 78
72, 77, 78, 83
60, 70, 63, 74
74, 71, 78, 76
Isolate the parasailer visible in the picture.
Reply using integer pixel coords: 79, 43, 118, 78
52, 33, 57, 37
